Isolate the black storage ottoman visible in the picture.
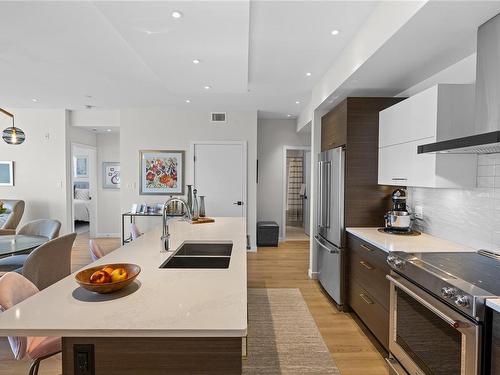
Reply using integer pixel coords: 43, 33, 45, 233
257, 221, 279, 247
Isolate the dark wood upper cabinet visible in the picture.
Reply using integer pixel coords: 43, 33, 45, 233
321, 97, 405, 229
321, 100, 347, 151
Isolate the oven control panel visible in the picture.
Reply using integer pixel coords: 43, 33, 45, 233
386, 251, 481, 319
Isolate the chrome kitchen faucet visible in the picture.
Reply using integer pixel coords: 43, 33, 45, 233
161, 197, 192, 252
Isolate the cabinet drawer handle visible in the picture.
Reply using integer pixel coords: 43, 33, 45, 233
359, 261, 374, 270
391, 177, 407, 181
359, 293, 374, 305
360, 244, 374, 253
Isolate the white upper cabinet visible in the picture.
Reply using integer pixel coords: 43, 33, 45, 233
378, 84, 477, 188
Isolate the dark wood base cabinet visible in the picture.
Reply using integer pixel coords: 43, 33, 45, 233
347, 233, 390, 351
491, 310, 500, 374
62, 336, 242, 375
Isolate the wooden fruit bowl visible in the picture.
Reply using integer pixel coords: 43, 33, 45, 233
75, 263, 141, 294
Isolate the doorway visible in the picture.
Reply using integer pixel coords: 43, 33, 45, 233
71, 143, 97, 237
191, 141, 247, 218
282, 146, 310, 241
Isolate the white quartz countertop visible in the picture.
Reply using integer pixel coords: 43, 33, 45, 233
0, 217, 247, 337
487, 299, 500, 313
346, 227, 473, 254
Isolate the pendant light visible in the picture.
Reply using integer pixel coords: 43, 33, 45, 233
0, 107, 25, 145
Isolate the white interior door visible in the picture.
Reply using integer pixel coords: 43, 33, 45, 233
193, 142, 246, 217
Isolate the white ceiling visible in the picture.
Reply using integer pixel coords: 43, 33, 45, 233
0, 1, 378, 119
318, 0, 500, 112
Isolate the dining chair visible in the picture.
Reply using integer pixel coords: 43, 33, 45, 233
22, 232, 77, 290
0, 200, 25, 236
0, 219, 62, 273
130, 222, 142, 240
0, 272, 61, 375
89, 239, 104, 261
17, 219, 61, 240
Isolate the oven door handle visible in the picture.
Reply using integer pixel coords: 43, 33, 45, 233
386, 275, 463, 328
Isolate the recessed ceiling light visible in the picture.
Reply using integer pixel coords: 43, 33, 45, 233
287, 114, 293, 117
305, 72, 312, 77
106, 129, 112, 132
185, 99, 191, 103
331, 29, 340, 36
192, 59, 200, 64
31, 98, 38, 102
204, 85, 212, 90
295, 101, 300, 104
171, 11, 183, 19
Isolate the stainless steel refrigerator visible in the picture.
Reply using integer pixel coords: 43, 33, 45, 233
315, 146, 345, 305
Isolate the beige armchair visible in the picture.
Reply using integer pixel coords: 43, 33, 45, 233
0, 200, 25, 236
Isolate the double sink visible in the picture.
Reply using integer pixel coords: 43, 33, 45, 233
160, 242, 233, 269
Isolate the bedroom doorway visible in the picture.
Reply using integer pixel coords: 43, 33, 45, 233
282, 146, 311, 241
71, 143, 97, 237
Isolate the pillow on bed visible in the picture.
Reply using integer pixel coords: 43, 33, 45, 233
74, 188, 90, 200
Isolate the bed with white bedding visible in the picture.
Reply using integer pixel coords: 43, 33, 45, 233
73, 185, 91, 222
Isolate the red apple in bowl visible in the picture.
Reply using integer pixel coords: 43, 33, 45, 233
89, 270, 111, 284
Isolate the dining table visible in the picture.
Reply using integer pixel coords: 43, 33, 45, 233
0, 235, 48, 258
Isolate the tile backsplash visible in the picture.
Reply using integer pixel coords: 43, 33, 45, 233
408, 154, 500, 252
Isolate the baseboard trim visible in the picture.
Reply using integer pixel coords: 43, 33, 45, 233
308, 269, 318, 279
95, 232, 120, 238
247, 246, 257, 253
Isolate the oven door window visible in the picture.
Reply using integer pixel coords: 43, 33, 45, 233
396, 288, 462, 375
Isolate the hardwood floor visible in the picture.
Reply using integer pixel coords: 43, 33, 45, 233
248, 241, 389, 375
0, 236, 387, 375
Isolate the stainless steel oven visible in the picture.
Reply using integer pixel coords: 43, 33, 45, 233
386, 272, 480, 375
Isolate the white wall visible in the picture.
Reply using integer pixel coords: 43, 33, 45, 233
0, 109, 70, 233
257, 119, 310, 238
119, 109, 258, 247
397, 53, 476, 97
96, 132, 120, 236
69, 109, 120, 129
68, 126, 97, 148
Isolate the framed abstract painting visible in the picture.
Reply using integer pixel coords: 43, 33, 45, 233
139, 150, 184, 195
0, 161, 14, 186
103, 162, 120, 189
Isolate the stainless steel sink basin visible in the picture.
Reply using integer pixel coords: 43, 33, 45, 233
174, 242, 232, 256
160, 256, 230, 269
159, 242, 233, 269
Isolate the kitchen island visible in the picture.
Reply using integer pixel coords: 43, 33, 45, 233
0, 217, 247, 374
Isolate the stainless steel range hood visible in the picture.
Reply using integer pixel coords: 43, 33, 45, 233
418, 13, 500, 154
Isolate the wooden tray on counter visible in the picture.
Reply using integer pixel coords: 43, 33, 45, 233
191, 217, 215, 224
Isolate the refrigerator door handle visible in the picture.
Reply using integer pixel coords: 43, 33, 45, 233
314, 235, 340, 254
318, 161, 324, 228
324, 162, 331, 229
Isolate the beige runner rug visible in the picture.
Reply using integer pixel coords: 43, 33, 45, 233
244, 288, 341, 375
